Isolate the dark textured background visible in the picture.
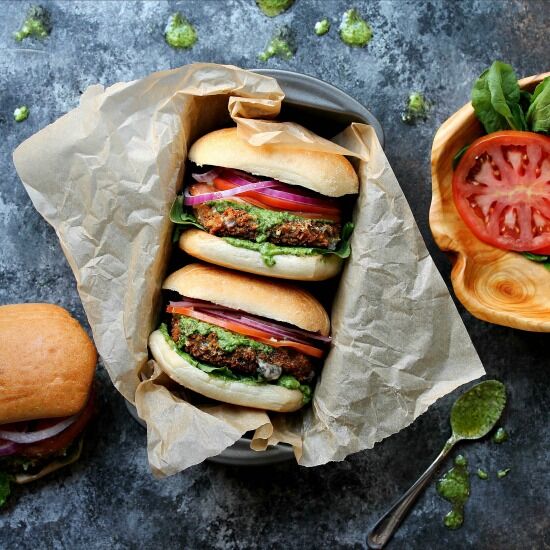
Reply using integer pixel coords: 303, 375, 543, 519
0, 1, 548, 548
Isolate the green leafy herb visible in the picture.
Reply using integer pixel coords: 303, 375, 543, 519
523, 252, 550, 270
169, 196, 204, 229
14, 5, 51, 41
471, 61, 524, 133
0, 472, 11, 508
452, 144, 469, 170
526, 77, 550, 133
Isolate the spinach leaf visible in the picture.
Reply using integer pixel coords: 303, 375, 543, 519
169, 196, 204, 229
471, 61, 524, 132
0, 471, 11, 508
526, 77, 550, 133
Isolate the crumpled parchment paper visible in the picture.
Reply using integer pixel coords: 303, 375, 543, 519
13, 63, 484, 476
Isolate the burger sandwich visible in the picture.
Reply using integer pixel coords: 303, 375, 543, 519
148, 263, 331, 412
0, 304, 97, 506
171, 127, 358, 281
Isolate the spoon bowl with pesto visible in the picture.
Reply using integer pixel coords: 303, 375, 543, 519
367, 380, 506, 549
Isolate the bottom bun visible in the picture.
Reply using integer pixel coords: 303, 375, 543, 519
179, 229, 342, 281
149, 330, 305, 412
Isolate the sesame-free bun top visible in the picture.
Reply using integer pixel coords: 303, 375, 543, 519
188, 128, 359, 197
163, 263, 330, 336
0, 304, 97, 424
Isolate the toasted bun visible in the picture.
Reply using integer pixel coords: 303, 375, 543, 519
163, 262, 330, 335
179, 229, 342, 283
188, 128, 358, 197
149, 330, 304, 412
0, 304, 97, 424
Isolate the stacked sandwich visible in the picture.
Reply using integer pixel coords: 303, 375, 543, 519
150, 127, 358, 411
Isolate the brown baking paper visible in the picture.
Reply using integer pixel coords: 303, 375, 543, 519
13, 63, 484, 475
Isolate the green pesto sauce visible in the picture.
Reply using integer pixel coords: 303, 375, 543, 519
497, 468, 511, 479
436, 454, 470, 530
14, 5, 51, 42
223, 238, 319, 266
256, 0, 294, 17
209, 200, 331, 243
159, 323, 312, 403
176, 315, 271, 353
259, 26, 296, 61
164, 13, 197, 49
401, 92, 430, 124
492, 427, 509, 444
13, 106, 29, 122
476, 468, 488, 480
0, 472, 10, 509
339, 9, 372, 47
450, 380, 507, 440
315, 18, 331, 36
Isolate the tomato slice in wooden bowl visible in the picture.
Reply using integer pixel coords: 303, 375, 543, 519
452, 131, 550, 253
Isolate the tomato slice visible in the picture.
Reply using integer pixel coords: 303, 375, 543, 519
452, 131, 550, 253
212, 177, 342, 219
167, 306, 324, 358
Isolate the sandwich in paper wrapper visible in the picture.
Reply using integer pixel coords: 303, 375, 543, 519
12, 63, 485, 476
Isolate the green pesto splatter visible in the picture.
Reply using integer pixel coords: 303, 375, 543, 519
0, 472, 11, 508
164, 13, 197, 49
401, 92, 430, 124
497, 468, 511, 479
492, 427, 509, 444
258, 26, 296, 61
436, 454, 470, 530
13, 106, 29, 122
14, 5, 51, 42
339, 9, 372, 47
476, 469, 488, 480
256, 0, 294, 17
315, 18, 330, 36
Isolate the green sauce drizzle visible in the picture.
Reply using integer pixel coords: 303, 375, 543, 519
256, 0, 294, 17
436, 454, 470, 530
492, 427, 509, 444
13, 106, 29, 123
14, 5, 51, 42
339, 9, 372, 47
164, 13, 197, 49
476, 468, 488, 480
258, 26, 296, 61
223, 238, 319, 266
314, 19, 331, 36
401, 92, 430, 124
497, 468, 511, 479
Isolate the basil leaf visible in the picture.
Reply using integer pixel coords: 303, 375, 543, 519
0, 471, 11, 508
523, 252, 550, 270
169, 196, 204, 229
472, 61, 524, 132
526, 77, 550, 133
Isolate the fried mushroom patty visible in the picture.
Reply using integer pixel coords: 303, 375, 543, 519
171, 317, 315, 382
194, 203, 341, 249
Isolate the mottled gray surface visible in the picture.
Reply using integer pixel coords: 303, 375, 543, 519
0, 1, 548, 549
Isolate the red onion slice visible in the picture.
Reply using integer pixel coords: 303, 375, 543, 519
168, 299, 227, 311
0, 415, 78, 444
191, 169, 220, 183
0, 439, 19, 457
183, 180, 278, 206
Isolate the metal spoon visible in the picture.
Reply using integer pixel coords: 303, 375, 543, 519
367, 380, 506, 549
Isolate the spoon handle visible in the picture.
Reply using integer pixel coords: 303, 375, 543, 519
367, 441, 454, 549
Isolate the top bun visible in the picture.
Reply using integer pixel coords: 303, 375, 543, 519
188, 128, 358, 197
0, 304, 97, 424
163, 263, 330, 336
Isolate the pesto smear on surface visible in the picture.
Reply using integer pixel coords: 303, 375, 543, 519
339, 9, 372, 47
13, 106, 29, 122
401, 92, 430, 124
497, 468, 511, 478
476, 468, 488, 480
256, 0, 294, 17
259, 26, 296, 61
14, 5, 51, 42
436, 454, 470, 530
315, 19, 331, 36
492, 427, 508, 444
164, 13, 197, 49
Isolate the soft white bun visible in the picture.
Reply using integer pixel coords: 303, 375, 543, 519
149, 330, 305, 412
179, 229, 342, 283
188, 128, 358, 197
163, 262, 330, 335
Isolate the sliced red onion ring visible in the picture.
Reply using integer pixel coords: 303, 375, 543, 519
0, 439, 19, 457
191, 169, 220, 183
0, 415, 78, 444
183, 180, 278, 206
168, 299, 227, 311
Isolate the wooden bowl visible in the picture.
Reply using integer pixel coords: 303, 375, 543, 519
430, 72, 550, 332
